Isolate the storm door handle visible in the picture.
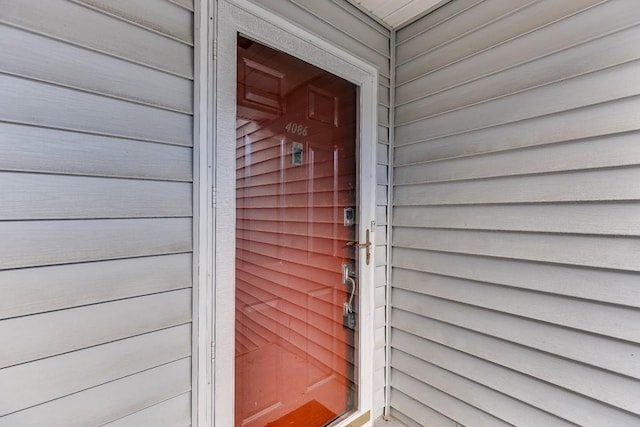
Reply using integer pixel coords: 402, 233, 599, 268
345, 229, 372, 265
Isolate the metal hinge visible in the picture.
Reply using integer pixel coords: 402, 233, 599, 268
212, 186, 216, 208
213, 38, 217, 61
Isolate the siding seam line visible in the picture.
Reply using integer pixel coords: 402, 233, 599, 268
395, 0, 611, 88
394, 93, 640, 148
395, 0, 480, 45
0, 120, 193, 148
288, 0, 391, 59
97, 391, 192, 426
166, 0, 194, 12
395, 0, 540, 67
395, 21, 640, 108
0, 70, 194, 116
67, 0, 195, 47
0, 21, 194, 80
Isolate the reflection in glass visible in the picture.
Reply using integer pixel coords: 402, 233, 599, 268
235, 35, 358, 427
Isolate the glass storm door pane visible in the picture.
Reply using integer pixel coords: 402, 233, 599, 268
235, 35, 358, 427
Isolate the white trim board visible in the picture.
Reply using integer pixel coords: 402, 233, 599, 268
193, 0, 215, 426
214, 0, 379, 425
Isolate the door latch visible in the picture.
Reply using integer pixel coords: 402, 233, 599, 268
345, 228, 372, 265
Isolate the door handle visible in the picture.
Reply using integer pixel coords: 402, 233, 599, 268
345, 229, 372, 265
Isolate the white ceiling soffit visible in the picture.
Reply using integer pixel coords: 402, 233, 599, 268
350, 0, 445, 28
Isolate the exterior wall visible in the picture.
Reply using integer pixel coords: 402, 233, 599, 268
390, 0, 640, 425
244, 0, 393, 419
0, 1, 195, 425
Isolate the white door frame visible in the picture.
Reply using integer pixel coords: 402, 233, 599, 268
193, 0, 215, 426
213, 0, 378, 425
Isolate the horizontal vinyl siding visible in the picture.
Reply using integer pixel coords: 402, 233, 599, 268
391, 0, 640, 425
247, 0, 392, 417
0, 1, 193, 425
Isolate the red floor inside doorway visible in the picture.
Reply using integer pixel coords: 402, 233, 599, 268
266, 400, 337, 426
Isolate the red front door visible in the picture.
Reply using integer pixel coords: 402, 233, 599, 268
235, 35, 358, 426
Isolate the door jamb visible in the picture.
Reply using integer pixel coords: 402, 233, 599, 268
213, 1, 379, 425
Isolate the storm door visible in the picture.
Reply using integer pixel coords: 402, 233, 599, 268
234, 35, 360, 427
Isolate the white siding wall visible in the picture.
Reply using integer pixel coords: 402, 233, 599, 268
391, 0, 640, 425
0, 1, 194, 425
244, 0, 393, 418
